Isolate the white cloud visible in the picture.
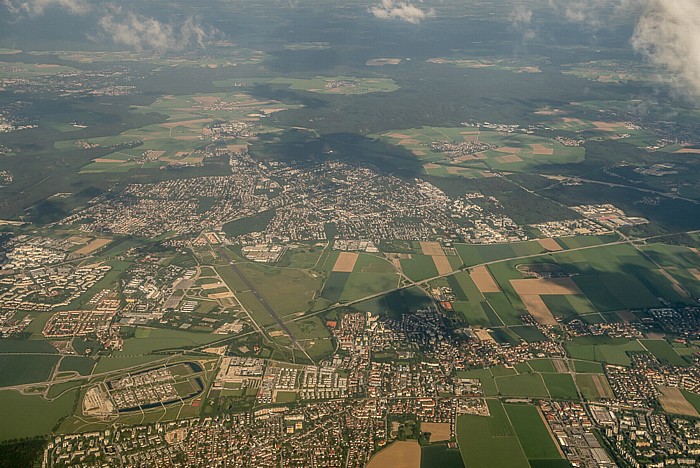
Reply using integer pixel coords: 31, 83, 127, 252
369, 0, 434, 24
549, 0, 700, 99
3, 0, 90, 16
631, 0, 700, 97
509, 3, 535, 40
97, 7, 212, 53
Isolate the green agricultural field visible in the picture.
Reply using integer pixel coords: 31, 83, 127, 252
455, 241, 546, 267
58, 356, 96, 376
456, 400, 530, 468
92, 355, 170, 374
680, 390, 700, 413
576, 374, 614, 400
340, 272, 399, 302
542, 374, 579, 399
0, 355, 59, 387
504, 404, 564, 461
400, 255, 439, 281
510, 326, 547, 342
555, 234, 619, 250
496, 373, 549, 398
421, 444, 465, 468
0, 389, 79, 441
572, 360, 605, 373
528, 359, 557, 373
483, 292, 520, 326
565, 337, 645, 366
453, 301, 496, 327
321, 272, 350, 303
640, 340, 689, 366
0, 339, 57, 354
489, 328, 521, 346
352, 254, 396, 274
116, 328, 222, 356
542, 295, 598, 322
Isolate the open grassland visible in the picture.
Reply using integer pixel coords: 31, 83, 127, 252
0, 389, 79, 441
115, 328, 222, 356
0, 355, 59, 387
234, 264, 322, 317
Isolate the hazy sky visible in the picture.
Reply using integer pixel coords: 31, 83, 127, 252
2, 0, 698, 98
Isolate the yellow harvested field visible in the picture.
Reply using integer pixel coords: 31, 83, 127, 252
75, 238, 111, 255
422, 422, 451, 442
367, 441, 421, 468
201, 282, 226, 290
593, 121, 626, 131
432, 255, 453, 276
530, 144, 554, 155
208, 291, 235, 299
423, 163, 441, 170
494, 146, 520, 154
227, 144, 249, 153
562, 117, 585, 125
689, 268, 700, 281
475, 329, 496, 343
520, 294, 558, 325
398, 139, 420, 146
193, 95, 220, 105
591, 374, 615, 399
366, 58, 402, 66
538, 238, 563, 252
420, 242, 444, 256
67, 236, 91, 244
659, 269, 690, 298
657, 386, 699, 417
387, 132, 412, 139
454, 153, 486, 162
93, 158, 127, 163
332, 252, 359, 273
552, 358, 568, 373
161, 118, 211, 129
616, 310, 637, 322
510, 278, 582, 296
675, 148, 700, 154
496, 155, 523, 163
471, 266, 501, 293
